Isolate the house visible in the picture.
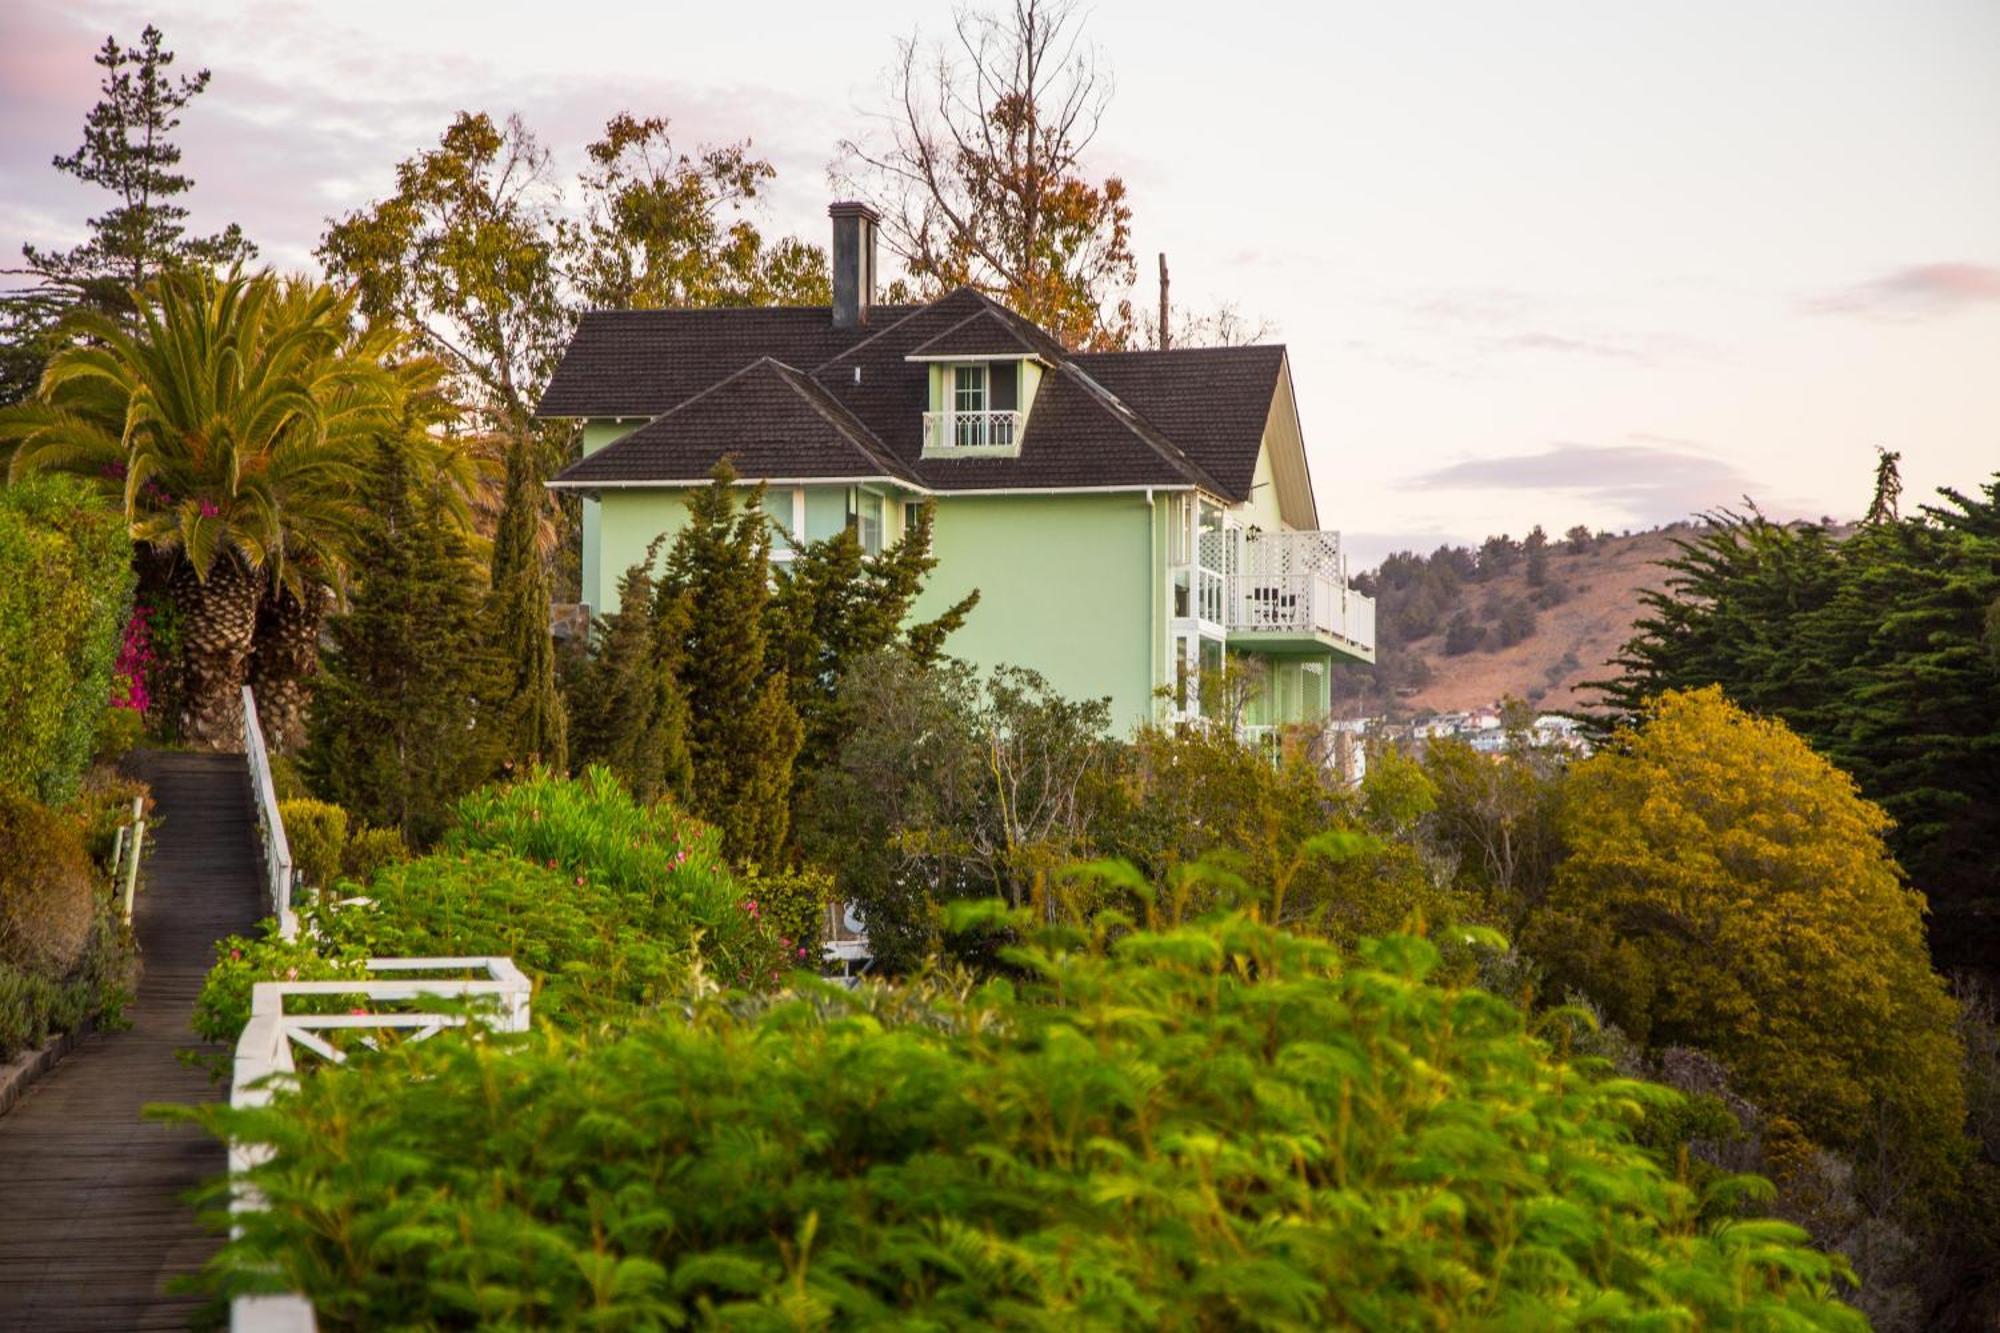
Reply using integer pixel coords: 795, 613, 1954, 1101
537, 201, 1374, 733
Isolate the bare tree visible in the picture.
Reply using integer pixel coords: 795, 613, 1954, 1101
834, 0, 1136, 349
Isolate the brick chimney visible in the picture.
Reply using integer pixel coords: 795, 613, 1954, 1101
829, 201, 879, 329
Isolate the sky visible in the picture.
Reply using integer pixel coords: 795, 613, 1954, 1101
3, 0, 1996, 565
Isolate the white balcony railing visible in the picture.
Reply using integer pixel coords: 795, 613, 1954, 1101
922, 408, 1023, 454
1218, 529, 1376, 655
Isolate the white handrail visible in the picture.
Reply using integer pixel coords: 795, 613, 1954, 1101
228, 958, 532, 1332
241, 685, 298, 939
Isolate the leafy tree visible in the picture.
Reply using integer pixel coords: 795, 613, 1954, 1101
0, 270, 410, 747
570, 113, 829, 310
1564, 523, 1594, 555
1478, 532, 1518, 578
567, 538, 692, 804
1097, 721, 1456, 944
833, 0, 1137, 348
1420, 732, 1564, 923
321, 112, 568, 456
2, 25, 255, 405
766, 499, 977, 786
303, 440, 500, 846
658, 463, 802, 865
802, 653, 1110, 968
1527, 687, 1966, 1205
486, 434, 566, 773
1601, 478, 2000, 964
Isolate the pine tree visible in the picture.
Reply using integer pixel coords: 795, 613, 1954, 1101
487, 434, 567, 773
1523, 525, 1550, 587
302, 441, 499, 845
5, 25, 255, 405
658, 462, 802, 865
569, 538, 692, 803
767, 498, 977, 782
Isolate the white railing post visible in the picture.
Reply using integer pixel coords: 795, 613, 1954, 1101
228, 959, 531, 1332
241, 686, 297, 939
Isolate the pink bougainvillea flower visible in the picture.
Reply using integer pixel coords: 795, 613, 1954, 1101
197, 498, 220, 518
349, 1007, 368, 1016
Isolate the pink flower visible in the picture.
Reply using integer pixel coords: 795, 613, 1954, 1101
797, 947, 808, 959
574, 875, 585, 886
349, 1007, 367, 1016
229, 949, 242, 960
197, 499, 220, 518
284, 967, 298, 981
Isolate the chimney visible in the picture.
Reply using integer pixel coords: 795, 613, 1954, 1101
829, 201, 879, 329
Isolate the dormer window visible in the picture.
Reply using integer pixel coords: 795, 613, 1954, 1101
921, 358, 1034, 457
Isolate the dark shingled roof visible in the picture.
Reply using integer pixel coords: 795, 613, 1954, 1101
561, 358, 919, 486
905, 307, 1049, 361
1069, 346, 1287, 500
543, 286, 1284, 498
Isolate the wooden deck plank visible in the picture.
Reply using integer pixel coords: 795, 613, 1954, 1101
0, 752, 265, 1330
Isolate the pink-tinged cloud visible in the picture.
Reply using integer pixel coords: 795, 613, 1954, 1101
1804, 262, 2000, 320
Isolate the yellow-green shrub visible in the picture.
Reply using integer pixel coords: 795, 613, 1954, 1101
279, 798, 348, 894
0, 789, 97, 977
340, 826, 407, 885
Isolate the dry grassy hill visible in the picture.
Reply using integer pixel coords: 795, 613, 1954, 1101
1334, 526, 1694, 718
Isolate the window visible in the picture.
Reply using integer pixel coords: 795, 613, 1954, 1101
903, 500, 925, 538
848, 489, 883, 556
953, 364, 987, 447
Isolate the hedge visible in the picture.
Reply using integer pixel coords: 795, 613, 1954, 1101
0, 475, 132, 806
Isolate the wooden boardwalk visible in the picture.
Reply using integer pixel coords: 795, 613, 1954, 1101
0, 752, 265, 1330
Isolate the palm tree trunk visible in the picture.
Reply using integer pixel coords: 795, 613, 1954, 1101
249, 578, 328, 753
171, 552, 262, 750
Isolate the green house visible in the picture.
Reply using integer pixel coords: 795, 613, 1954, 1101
539, 202, 1374, 734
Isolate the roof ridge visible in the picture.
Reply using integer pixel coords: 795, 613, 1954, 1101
905, 306, 1042, 358
808, 288, 985, 371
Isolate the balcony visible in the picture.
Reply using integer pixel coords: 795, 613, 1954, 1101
922, 408, 1024, 457
1210, 528, 1375, 662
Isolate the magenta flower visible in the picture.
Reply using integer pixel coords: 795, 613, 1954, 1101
197, 498, 220, 518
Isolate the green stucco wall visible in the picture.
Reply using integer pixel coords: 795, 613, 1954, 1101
913, 492, 1160, 729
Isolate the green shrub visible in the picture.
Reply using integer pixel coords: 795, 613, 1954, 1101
278, 798, 349, 894
339, 826, 406, 884
266, 753, 311, 803
445, 767, 769, 986
0, 789, 98, 977
0, 475, 133, 805
0, 903, 135, 1060
313, 850, 703, 1029
69, 773, 150, 872
190, 927, 368, 1048
739, 862, 831, 976
192, 913, 1863, 1328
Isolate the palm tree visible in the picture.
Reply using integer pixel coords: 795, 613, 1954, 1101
0, 268, 420, 749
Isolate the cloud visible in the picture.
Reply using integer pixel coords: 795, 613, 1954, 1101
1404, 439, 1767, 528
1803, 262, 2000, 320
1496, 331, 1650, 361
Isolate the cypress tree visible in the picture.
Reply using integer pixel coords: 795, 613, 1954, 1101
303, 440, 499, 846
488, 433, 567, 773
569, 536, 692, 803
658, 461, 802, 865
767, 498, 977, 782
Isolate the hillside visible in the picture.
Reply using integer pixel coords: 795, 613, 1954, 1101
1332, 525, 1693, 718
